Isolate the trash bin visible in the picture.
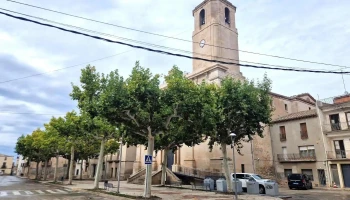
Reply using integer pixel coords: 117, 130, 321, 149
265, 181, 279, 196
204, 178, 214, 191
216, 178, 227, 192
231, 178, 243, 194
247, 179, 259, 194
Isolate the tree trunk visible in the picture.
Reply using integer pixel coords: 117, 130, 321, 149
93, 139, 106, 189
35, 162, 39, 180
80, 160, 83, 180
161, 148, 168, 186
43, 160, 48, 181
66, 158, 70, 179
54, 154, 59, 182
143, 134, 154, 198
26, 160, 31, 178
221, 143, 233, 192
68, 145, 75, 185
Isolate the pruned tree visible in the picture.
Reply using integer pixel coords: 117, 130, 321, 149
205, 75, 273, 192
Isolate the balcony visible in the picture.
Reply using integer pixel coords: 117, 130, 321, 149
277, 153, 316, 162
327, 150, 350, 160
323, 122, 350, 133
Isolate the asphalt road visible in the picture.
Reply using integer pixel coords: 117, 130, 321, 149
0, 176, 116, 200
279, 187, 350, 200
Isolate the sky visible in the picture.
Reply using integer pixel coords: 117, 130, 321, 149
1, 0, 350, 157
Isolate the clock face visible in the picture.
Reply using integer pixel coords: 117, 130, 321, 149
199, 39, 206, 48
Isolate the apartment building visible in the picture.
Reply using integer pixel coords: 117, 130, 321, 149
0, 154, 14, 175
318, 94, 350, 188
270, 110, 327, 186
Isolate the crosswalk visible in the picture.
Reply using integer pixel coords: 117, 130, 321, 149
0, 189, 72, 197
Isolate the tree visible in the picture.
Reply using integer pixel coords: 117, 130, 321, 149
206, 76, 273, 192
50, 111, 83, 185
71, 66, 122, 189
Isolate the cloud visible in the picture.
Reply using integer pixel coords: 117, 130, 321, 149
0, 0, 349, 156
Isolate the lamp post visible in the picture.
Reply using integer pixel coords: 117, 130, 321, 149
116, 131, 124, 193
230, 132, 238, 200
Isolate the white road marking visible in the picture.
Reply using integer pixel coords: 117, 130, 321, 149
46, 190, 57, 194
55, 189, 67, 193
24, 191, 34, 195
0, 191, 7, 196
35, 190, 45, 194
13, 191, 21, 195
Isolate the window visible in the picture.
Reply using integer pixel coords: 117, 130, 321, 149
241, 164, 245, 173
233, 173, 244, 179
299, 146, 315, 158
4, 157, 7, 161
309, 107, 311, 110
346, 112, 350, 128
76, 169, 79, 175
225, 7, 230, 24
284, 104, 288, 111
280, 126, 286, 141
284, 169, 292, 178
334, 140, 346, 158
300, 123, 308, 139
199, 9, 205, 25
301, 169, 314, 181
330, 114, 341, 130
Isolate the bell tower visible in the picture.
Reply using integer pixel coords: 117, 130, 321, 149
187, 0, 244, 84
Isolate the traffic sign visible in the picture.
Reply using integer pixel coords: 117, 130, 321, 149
145, 155, 152, 165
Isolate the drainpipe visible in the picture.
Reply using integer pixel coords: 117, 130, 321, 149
316, 101, 331, 187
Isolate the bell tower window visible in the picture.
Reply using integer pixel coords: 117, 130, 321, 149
225, 7, 230, 24
200, 9, 205, 25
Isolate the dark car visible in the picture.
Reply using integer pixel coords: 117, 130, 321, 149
287, 173, 312, 190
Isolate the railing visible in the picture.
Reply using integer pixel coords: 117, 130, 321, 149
327, 150, 350, 159
176, 165, 224, 179
323, 122, 350, 133
277, 153, 316, 162
280, 133, 286, 142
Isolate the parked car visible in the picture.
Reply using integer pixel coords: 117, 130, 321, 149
287, 173, 313, 190
231, 173, 275, 194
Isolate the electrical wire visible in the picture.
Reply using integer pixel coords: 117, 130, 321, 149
1, 8, 332, 72
4, 0, 350, 70
0, 11, 349, 75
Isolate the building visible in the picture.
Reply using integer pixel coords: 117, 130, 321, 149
0, 154, 14, 175
317, 94, 350, 188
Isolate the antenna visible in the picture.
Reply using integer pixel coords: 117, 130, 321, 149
341, 70, 348, 94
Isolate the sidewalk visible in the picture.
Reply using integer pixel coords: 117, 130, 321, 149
41, 180, 282, 200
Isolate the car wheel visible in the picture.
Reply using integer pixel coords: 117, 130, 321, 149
303, 184, 308, 190
259, 185, 265, 194
289, 186, 293, 190
310, 184, 313, 189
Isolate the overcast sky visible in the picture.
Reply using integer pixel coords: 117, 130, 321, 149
1, 0, 350, 157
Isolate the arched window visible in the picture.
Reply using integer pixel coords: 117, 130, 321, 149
200, 9, 205, 25
225, 7, 230, 24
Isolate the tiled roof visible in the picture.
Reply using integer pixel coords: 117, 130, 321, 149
272, 109, 317, 123
0, 153, 12, 157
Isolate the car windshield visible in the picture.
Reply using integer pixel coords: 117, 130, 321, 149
252, 175, 264, 180
289, 174, 302, 179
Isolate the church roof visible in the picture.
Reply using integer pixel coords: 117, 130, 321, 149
272, 109, 317, 123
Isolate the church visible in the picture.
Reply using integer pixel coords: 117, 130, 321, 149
80, 0, 317, 184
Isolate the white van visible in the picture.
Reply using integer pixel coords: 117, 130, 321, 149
231, 173, 274, 194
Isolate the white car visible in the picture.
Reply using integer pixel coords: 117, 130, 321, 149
231, 173, 275, 194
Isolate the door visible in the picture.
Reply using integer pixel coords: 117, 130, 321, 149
334, 140, 346, 158
341, 164, 350, 187
166, 150, 174, 170
318, 169, 326, 186
331, 164, 340, 187
111, 168, 113, 178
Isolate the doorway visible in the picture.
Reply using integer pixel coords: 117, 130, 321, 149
341, 164, 350, 187
318, 169, 326, 186
331, 164, 340, 187
167, 150, 174, 170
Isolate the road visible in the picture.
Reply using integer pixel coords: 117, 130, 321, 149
0, 175, 118, 199
279, 187, 350, 200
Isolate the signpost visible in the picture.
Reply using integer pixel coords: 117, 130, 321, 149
145, 155, 152, 165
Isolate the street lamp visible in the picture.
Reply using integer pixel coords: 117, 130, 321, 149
116, 131, 124, 193
230, 132, 238, 200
